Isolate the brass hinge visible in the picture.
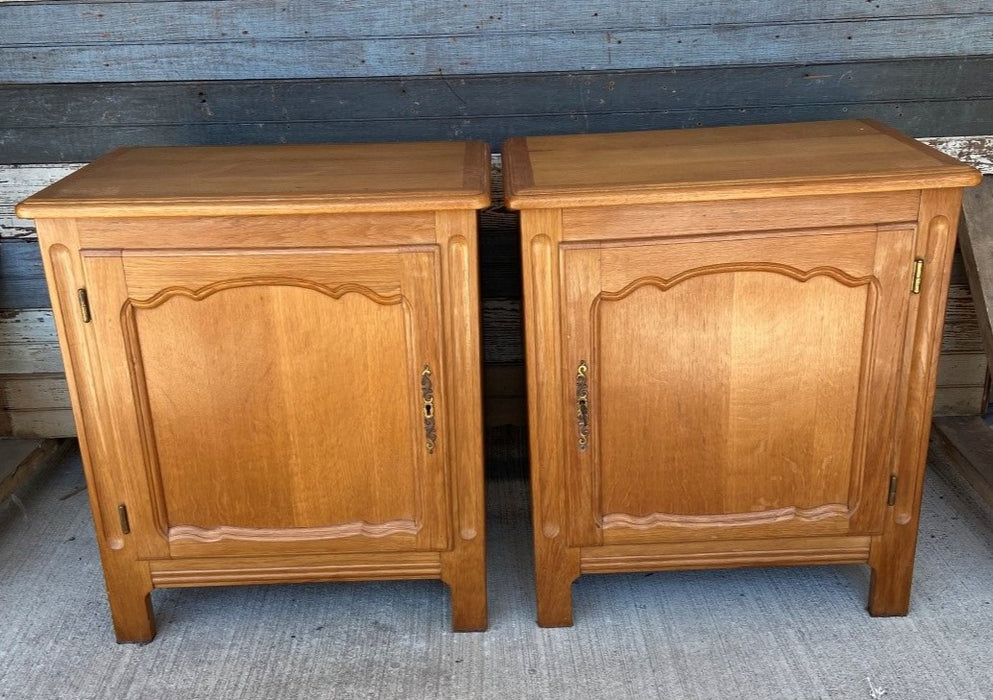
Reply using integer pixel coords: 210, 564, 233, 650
118, 504, 131, 534
77, 288, 92, 323
911, 259, 924, 295
887, 475, 898, 507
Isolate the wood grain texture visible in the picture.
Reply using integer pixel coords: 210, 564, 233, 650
504, 120, 981, 209
0, 341, 63, 374
436, 209, 488, 631
0, 409, 75, 438
932, 417, 993, 510
149, 551, 443, 587
0, 438, 68, 503
573, 227, 913, 545
935, 352, 989, 388
7, 1, 990, 46
16, 142, 490, 218
2, 2, 991, 82
581, 537, 873, 574
2, 166, 83, 237
2, 58, 992, 162
868, 188, 964, 615
520, 209, 581, 627
35, 219, 159, 642
932, 387, 990, 417
0, 374, 69, 410
0, 309, 58, 344
509, 122, 976, 625
27, 141, 490, 640
941, 283, 987, 353
560, 193, 921, 241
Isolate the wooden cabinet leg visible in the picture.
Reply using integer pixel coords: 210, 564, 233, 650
441, 541, 488, 632
102, 558, 156, 643
867, 525, 919, 616
534, 537, 580, 627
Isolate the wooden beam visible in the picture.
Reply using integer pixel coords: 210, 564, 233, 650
957, 177, 993, 366
0, 409, 76, 438
2, 57, 993, 161
0, 437, 70, 504
3, 8, 992, 83
0, 341, 64, 374
0, 374, 70, 411
932, 417, 993, 509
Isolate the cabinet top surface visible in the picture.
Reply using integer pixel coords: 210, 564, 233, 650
502, 120, 981, 209
16, 140, 491, 218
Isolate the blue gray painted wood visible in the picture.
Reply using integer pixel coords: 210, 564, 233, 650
2, 58, 991, 162
6, 0, 990, 45
3, 1, 992, 82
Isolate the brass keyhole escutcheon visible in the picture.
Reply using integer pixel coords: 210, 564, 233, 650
576, 360, 590, 451
421, 365, 437, 453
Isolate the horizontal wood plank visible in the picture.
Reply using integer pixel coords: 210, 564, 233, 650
0, 239, 44, 278
0, 342, 64, 374
3, 101, 991, 164
942, 284, 986, 354
2, 59, 993, 161
3, 9, 992, 82
932, 417, 993, 507
935, 352, 990, 388
1, 165, 83, 238
920, 138, 993, 175
5, 1, 991, 46
0, 439, 42, 489
0, 276, 50, 310
0, 309, 57, 345
0, 374, 70, 411
0, 438, 70, 501
5, 59, 993, 129
480, 298, 522, 364
0, 409, 76, 438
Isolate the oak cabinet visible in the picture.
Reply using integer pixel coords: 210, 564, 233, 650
16, 142, 490, 642
503, 120, 981, 627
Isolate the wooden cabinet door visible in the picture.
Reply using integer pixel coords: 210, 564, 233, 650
79, 248, 449, 559
561, 225, 917, 546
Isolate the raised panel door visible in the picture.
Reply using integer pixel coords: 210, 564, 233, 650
79, 248, 449, 559
561, 225, 917, 546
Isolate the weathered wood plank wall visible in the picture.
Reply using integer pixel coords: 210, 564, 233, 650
2, 0, 992, 437
4, 1, 993, 81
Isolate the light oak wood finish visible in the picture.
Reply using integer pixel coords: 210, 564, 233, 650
16, 141, 490, 642
504, 119, 981, 627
